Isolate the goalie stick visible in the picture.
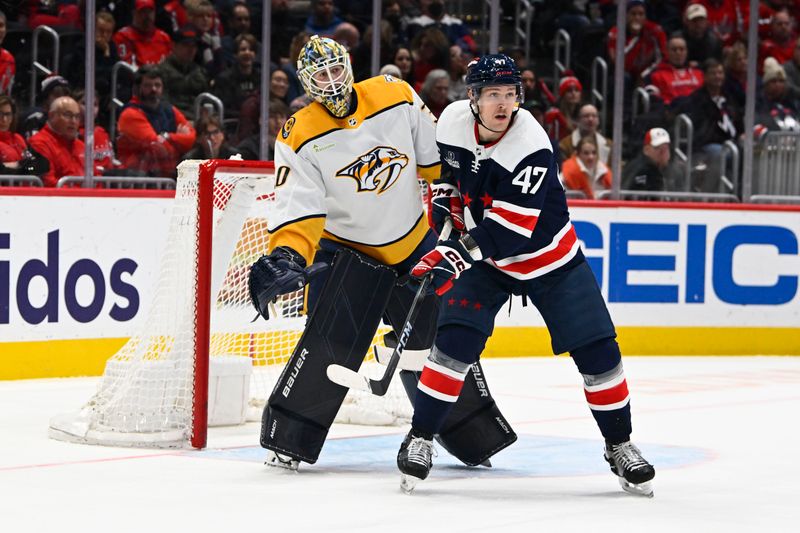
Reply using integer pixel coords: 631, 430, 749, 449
326, 220, 452, 396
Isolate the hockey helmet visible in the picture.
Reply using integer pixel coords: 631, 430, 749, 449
465, 53, 523, 102
297, 35, 354, 118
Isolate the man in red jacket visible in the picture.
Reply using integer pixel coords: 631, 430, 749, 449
116, 66, 196, 177
29, 96, 101, 187
647, 35, 704, 107
113, 0, 173, 66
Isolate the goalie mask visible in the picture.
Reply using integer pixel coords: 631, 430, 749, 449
465, 54, 523, 131
297, 35, 355, 118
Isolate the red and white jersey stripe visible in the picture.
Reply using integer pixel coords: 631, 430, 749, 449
584, 371, 630, 411
418, 360, 468, 403
490, 222, 581, 280
484, 200, 540, 238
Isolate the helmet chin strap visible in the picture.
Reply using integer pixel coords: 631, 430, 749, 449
469, 100, 515, 134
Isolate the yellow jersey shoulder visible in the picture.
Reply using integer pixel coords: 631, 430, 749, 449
277, 75, 415, 153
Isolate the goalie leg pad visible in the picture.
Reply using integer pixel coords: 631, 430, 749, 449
261, 248, 397, 463
399, 359, 517, 467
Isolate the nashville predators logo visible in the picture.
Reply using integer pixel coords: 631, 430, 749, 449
336, 146, 409, 194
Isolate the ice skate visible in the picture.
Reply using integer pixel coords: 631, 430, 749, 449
397, 430, 436, 494
604, 440, 655, 497
264, 450, 300, 471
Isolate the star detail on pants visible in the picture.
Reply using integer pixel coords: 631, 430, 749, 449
459, 298, 469, 307
473, 301, 482, 310
462, 192, 472, 206
448, 297, 456, 306
480, 192, 493, 207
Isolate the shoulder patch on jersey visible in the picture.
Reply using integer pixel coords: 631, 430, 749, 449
281, 117, 296, 139
335, 145, 410, 194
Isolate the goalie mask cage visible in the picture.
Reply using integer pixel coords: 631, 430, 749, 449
49, 159, 411, 449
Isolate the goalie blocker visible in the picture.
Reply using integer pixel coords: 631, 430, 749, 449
261, 248, 516, 466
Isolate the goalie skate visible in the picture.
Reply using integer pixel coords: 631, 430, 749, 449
265, 450, 300, 471
604, 441, 655, 498
397, 430, 436, 494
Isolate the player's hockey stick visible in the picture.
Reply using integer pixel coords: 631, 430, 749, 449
326, 219, 452, 396
326, 274, 431, 396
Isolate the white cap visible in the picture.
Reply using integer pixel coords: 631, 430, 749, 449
645, 127, 670, 147
686, 4, 707, 20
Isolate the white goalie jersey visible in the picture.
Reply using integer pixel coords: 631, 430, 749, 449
268, 75, 441, 266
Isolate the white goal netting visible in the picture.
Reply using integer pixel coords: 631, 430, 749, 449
49, 160, 412, 448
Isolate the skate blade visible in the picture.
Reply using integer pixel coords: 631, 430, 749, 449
400, 473, 421, 494
618, 477, 654, 498
264, 451, 299, 472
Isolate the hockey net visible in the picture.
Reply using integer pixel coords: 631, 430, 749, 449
49, 159, 412, 449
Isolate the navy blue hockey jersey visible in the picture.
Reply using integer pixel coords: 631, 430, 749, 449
436, 100, 582, 280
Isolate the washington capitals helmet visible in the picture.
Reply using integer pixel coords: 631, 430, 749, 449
465, 54, 522, 96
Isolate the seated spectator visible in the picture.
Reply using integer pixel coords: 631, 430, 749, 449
622, 127, 672, 193
281, 32, 310, 104
559, 103, 612, 164
29, 96, 100, 186
304, 0, 342, 38
679, 4, 723, 66
212, 33, 260, 119
561, 135, 612, 200
406, 0, 476, 54
236, 99, 289, 160
0, 10, 15, 96
647, 35, 704, 107
756, 57, 800, 134
270, 69, 291, 105
785, 39, 800, 95
183, 115, 239, 160
723, 40, 749, 107
158, 26, 209, 121
544, 75, 583, 140
674, 59, 742, 192
188, 0, 225, 77
759, 10, 798, 66
74, 89, 118, 175
521, 67, 556, 106
64, 11, 119, 125
27, 0, 80, 30
695, 0, 743, 47
410, 26, 451, 92
221, 2, 258, 67
289, 94, 312, 113
393, 47, 416, 88
114, 0, 173, 66
607, 0, 667, 84
20, 75, 71, 139
420, 69, 451, 118
448, 45, 468, 101
333, 22, 361, 52
351, 20, 395, 81
380, 64, 402, 78
0, 95, 26, 167
116, 66, 196, 177
521, 99, 547, 127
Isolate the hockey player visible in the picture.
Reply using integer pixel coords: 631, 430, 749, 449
396, 54, 656, 497
249, 36, 515, 471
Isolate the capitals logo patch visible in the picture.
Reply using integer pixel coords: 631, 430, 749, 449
336, 146, 409, 194
281, 117, 296, 139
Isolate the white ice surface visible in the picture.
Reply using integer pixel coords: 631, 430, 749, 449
2, 357, 799, 533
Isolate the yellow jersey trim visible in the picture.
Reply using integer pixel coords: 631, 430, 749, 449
322, 212, 429, 265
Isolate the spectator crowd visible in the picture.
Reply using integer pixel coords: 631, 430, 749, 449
0, 0, 797, 198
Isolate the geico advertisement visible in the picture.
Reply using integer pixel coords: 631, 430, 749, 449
1, 197, 798, 342
496, 205, 800, 328
0, 196, 171, 342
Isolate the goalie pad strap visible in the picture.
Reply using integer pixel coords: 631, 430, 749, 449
261, 249, 397, 463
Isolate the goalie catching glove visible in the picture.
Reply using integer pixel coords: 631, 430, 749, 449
410, 235, 481, 295
248, 247, 327, 320
428, 181, 466, 237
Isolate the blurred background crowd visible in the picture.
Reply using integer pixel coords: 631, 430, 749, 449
0, 0, 797, 202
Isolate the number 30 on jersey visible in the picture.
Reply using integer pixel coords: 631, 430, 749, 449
512, 166, 547, 195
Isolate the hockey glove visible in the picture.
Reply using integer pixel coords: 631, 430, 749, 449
410, 238, 474, 296
427, 182, 465, 237
248, 247, 327, 320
